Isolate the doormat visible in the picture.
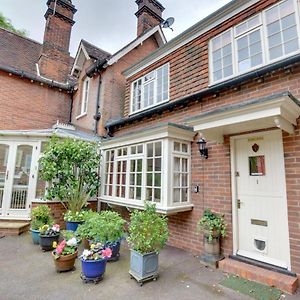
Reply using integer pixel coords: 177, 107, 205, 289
220, 275, 282, 300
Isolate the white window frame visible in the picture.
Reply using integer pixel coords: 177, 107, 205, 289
130, 63, 170, 115
209, 0, 300, 85
77, 77, 90, 119
99, 125, 194, 214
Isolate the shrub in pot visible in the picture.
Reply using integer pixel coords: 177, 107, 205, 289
39, 137, 100, 231
30, 205, 53, 245
80, 242, 112, 282
197, 209, 227, 267
89, 211, 126, 262
76, 211, 99, 249
127, 202, 168, 285
52, 235, 78, 272
39, 224, 60, 251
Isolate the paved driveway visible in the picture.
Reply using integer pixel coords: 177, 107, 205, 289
0, 234, 298, 300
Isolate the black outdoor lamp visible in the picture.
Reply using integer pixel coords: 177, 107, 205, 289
197, 138, 208, 159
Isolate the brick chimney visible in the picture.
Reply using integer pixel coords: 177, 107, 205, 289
38, 0, 77, 82
135, 0, 165, 37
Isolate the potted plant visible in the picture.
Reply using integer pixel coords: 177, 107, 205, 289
197, 209, 227, 267
52, 235, 78, 273
64, 209, 86, 232
76, 211, 99, 249
127, 202, 168, 285
39, 224, 60, 251
89, 211, 126, 262
39, 137, 100, 231
80, 242, 112, 282
30, 205, 53, 245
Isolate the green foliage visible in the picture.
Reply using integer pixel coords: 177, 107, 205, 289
31, 205, 53, 230
61, 230, 76, 240
0, 12, 27, 36
127, 203, 168, 255
197, 209, 227, 241
76, 211, 126, 243
64, 210, 86, 222
39, 137, 100, 213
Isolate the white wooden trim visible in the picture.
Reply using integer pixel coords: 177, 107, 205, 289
124, 0, 261, 79
71, 42, 90, 76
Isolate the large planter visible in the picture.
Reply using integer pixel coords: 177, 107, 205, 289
129, 250, 159, 285
81, 258, 107, 279
66, 221, 83, 232
39, 234, 60, 251
30, 229, 40, 245
106, 240, 121, 262
52, 250, 78, 272
203, 229, 221, 256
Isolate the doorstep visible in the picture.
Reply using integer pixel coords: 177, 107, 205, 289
0, 221, 30, 236
219, 258, 298, 294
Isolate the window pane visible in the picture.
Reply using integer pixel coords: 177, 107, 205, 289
174, 173, 180, 186
181, 189, 188, 202
154, 174, 161, 187
284, 38, 298, 54
270, 45, 283, 60
155, 142, 162, 156
174, 142, 180, 151
147, 144, 153, 157
147, 173, 152, 186
173, 189, 180, 203
136, 187, 141, 200
182, 144, 188, 153
155, 158, 161, 171
146, 188, 152, 201
174, 157, 180, 172
147, 159, 153, 171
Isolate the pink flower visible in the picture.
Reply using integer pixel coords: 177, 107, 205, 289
101, 248, 112, 258
56, 240, 66, 255
52, 224, 60, 232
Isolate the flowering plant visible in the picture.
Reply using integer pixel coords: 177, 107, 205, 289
64, 210, 86, 222
80, 243, 112, 261
39, 224, 60, 236
52, 237, 78, 260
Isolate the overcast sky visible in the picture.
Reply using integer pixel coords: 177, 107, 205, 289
0, 0, 231, 57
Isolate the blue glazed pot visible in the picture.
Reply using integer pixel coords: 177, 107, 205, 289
30, 229, 40, 245
65, 221, 83, 232
81, 259, 107, 278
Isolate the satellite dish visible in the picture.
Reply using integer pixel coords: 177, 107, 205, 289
162, 17, 175, 31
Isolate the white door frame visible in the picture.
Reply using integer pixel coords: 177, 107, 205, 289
230, 129, 291, 270
0, 140, 41, 220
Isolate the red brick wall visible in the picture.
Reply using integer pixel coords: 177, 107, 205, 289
31, 201, 98, 229
124, 0, 279, 117
112, 64, 300, 275
72, 35, 159, 134
0, 71, 71, 130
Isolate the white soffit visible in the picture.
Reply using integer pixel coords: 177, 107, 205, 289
187, 94, 300, 143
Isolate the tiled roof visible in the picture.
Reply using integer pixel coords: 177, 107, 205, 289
0, 27, 42, 74
81, 39, 111, 60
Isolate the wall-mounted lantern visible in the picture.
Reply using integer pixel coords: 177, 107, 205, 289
197, 138, 208, 159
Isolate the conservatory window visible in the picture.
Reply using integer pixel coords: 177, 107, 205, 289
104, 150, 115, 197
131, 63, 169, 114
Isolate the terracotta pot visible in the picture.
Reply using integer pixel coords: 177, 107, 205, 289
52, 250, 78, 272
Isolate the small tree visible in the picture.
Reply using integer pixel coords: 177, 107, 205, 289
0, 12, 27, 36
39, 137, 100, 215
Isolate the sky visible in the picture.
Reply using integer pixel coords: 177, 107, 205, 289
0, 0, 231, 57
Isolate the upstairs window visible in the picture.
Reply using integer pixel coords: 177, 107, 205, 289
78, 78, 90, 117
131, 63, 169, 114
210, 0, 300, 84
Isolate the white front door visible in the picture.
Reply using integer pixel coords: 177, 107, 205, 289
234, 130, 291, 269
0, 141, 39, 219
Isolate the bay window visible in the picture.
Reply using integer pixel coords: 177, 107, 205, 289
100, 124, 194, 214
131, 63, 169, 114
210, 0, 300, 84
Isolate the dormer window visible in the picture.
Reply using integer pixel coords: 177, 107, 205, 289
77, 78, 90, 118
210, 0, 299, 84
130, 63, 169, 114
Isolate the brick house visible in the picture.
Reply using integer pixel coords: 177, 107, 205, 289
98, 0, 300, 291
0, 0, 166, 222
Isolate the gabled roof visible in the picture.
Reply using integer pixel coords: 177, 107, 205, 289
81, 40, 111, 60
71, 39, 111, 76
86, 25, 166, 77
0, 27, 42, 74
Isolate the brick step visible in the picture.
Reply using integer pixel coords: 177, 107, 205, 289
219, 258, 298, 294
0, 221, 30, 236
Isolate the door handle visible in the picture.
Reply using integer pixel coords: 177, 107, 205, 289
5, 170, 9, 180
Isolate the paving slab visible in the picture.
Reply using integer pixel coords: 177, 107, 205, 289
0, 233, 298, 300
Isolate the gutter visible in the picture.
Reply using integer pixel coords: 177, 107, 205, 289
0, 65, 73, 91
86, 59, 107, 78
106, 53, 300, 130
